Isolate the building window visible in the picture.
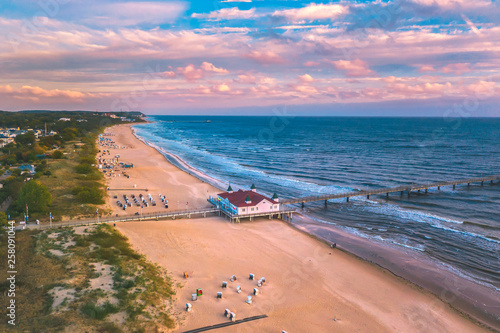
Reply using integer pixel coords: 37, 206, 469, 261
251, 208, 254, 212
242, 208, 245, 212
256, 207, 258, 211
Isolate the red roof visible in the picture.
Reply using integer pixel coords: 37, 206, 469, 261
218, 189, 278, 207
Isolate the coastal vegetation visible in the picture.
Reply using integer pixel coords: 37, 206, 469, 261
0, 224, 177, 332
0, 111, 143, 221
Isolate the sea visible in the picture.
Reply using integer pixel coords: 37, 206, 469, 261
133, 116, 500, 322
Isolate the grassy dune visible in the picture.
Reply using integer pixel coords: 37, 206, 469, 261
0, 224, 177, 332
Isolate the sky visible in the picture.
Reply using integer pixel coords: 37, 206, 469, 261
0, 0, 499, 116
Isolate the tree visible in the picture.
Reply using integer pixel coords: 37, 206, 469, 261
62, 128, 78, 141
52, 150, 63, 159
0, 212, 8, 228
15, 132, 36, 145
14, 180, 52, 215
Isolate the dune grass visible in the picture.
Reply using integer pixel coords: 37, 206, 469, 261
0, 224, 177, 332
37, 132, 109, 220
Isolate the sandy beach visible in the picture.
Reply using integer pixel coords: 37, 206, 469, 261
101, 124, 220, 216
105, 124, 486, 332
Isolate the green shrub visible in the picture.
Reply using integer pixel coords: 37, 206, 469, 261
81, 301, 119, 320
52, 150, 63, 159
75, 163, 93, 174
73, 187, 104, 204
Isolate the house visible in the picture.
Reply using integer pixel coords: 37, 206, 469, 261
0, 138, 14, 148
210, 184, 280, 216
18, 164, 36, 175
58, 117, 71, 121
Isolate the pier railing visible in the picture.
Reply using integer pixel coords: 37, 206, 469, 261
28, 207, 220, 230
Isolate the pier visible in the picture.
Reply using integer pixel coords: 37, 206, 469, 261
282, 175, 500, 207
32, 207, 221, 230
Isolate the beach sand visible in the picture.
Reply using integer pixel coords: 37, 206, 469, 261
106, 124, 486, 332
117, 218, 485, 332
101, 124, 220, 216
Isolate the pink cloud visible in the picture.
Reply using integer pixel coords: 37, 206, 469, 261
466, 80, 496, 97
0, 85, 97, 108
387, 82, 452, 97
410, 0, 492, 10
234, 74, 257, 84
331, 59, 376, 77
304, 61, 320, 67
201, 62, 228, 73
163, 71, 176, 78
20, 85, 86, 99
382, 76, 398, 83
177, 64, 204, 81
273, 4, 348, 23
298, 74, 315, 82
441, 63, 471, 75
418, 65, 436, 73
294, 85, 318, 94
192, 8, 256, 20
245, 50, 285, 64
176, 62, 229, 81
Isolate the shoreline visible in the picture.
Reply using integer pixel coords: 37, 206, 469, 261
104, 123, 495, 331
291, 214, 500, 331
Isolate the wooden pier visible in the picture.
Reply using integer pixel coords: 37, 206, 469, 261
282, 175, 500, 207
31, 207, 221, 230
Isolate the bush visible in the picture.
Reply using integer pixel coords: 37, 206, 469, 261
0, 212, 8, 227
81, 301, 119, 320
76, 188, 104, 204
52, 150, 63, 159
75, 164, 93, 174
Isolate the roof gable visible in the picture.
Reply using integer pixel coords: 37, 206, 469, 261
218, 189, 278, 207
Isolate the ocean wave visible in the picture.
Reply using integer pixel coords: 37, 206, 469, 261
133, 124, 354, 197
358, 200, 464, 225
430, 224, 500, 245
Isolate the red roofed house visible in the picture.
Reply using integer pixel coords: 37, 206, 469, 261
211, 184, 280, 216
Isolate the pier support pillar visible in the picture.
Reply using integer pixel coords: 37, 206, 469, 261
301, 202, 305, 209
386, 193, 389, 198
481, 181, 484, 186
453, 184, 456, 190
491, 180, 494, 184
468, 183, 470, 187
425, 189, 428, 193
438, 186, 440, 190
418, 189, 420, 193
408, 191, 411, 197
367, 195, 370, 199
400, 191, 403, 196
325, 200, 328, 208
346, 197, 349, 202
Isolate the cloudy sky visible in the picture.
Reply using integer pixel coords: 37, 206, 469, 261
0, 0, 499, 115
